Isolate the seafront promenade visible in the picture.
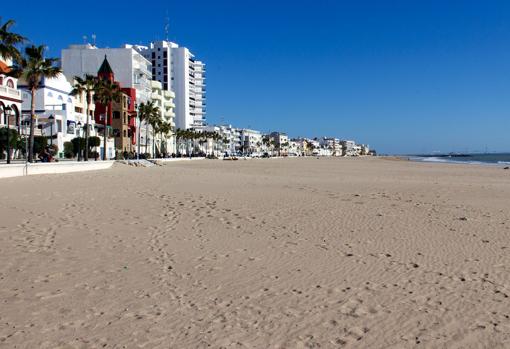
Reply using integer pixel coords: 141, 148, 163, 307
1, 157, 509, 348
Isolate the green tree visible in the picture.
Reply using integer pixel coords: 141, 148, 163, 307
88, 136, 100, 148
0, 127, 19, 159
158, 121, 173, 155
11, 45, 61, 162
33, 136, 47, 155
0, 18, 26, 62
138, 101, 160, 156
63, 141, 74, 159
94, 77, 122, 160
70, 75, 97, 161
175, 128, 185, 155
71, 137, 86, 158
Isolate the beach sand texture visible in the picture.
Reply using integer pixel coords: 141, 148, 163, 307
0, 157, 509, 348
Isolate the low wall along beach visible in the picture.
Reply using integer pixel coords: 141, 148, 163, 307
0, 161, 115, 178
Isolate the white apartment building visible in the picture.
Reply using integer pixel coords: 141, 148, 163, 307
241, 129, 262, 155
134, 41, 206, 130
340, 140, 356, 156
288, 140, 302, 156
319, 137, 342, 156
148, 80, 176, 155
61, 44, 152, 104
19, 74, 107, 158
269, 132, 289, 155
213, 124, 242, 155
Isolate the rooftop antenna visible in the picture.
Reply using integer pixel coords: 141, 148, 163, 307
82, 35, 88, 44
91, 34, 97, 47
164, 11, 170, 41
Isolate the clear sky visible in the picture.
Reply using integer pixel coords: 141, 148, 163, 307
3, 0, 510, 154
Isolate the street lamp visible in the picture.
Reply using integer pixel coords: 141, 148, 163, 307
77, 121, 82, 161
48, 114, 55, 147
3, 106, 12, 164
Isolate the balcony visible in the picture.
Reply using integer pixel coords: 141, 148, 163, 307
151, 92, 162, 101
163, 90, 175, 98
151, 80, 163, 90
0, 86, 21, 100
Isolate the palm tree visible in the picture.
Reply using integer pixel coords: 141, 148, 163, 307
262, 135, 272, 155
176, 128, 190, 156
222, 137, 229, 155
147, 112, 161, 157
157, 121, 172, 154
0, 18, 26, 62
138, 101, 159, 156
70, 75, 97, 161
307, 141, 315, 156
175, 128, 183, 155
11, 45, 61, 162
94, 77, 122, 160
158, 121, 173, 156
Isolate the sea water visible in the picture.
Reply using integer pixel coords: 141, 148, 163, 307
409, 153, 510, 166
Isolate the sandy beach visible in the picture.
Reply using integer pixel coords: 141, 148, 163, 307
0, 157, 509, 348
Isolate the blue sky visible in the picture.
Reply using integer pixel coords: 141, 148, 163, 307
3, 0, 510, 154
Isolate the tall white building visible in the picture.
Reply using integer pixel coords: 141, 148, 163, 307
148, 80, 176, 155
61, 44, 152, 104
134, 41, 206, 130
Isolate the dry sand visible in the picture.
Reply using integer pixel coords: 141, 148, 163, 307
0, 157, 509, 348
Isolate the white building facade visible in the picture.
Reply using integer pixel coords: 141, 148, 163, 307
19, 74, 107, 158
134, 41, 206, 130
148, 80, 176, 155
61, 44, 152, 104
269, 132, 289, 156
241, 129, 262, 156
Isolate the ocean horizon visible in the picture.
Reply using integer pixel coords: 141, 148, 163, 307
408, 153, 510, 166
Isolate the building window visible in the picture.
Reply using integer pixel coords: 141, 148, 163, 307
151, 52, 155, 59
6, 79, 14, 88
123, 130, 127, 137
113, 111, 121, 119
